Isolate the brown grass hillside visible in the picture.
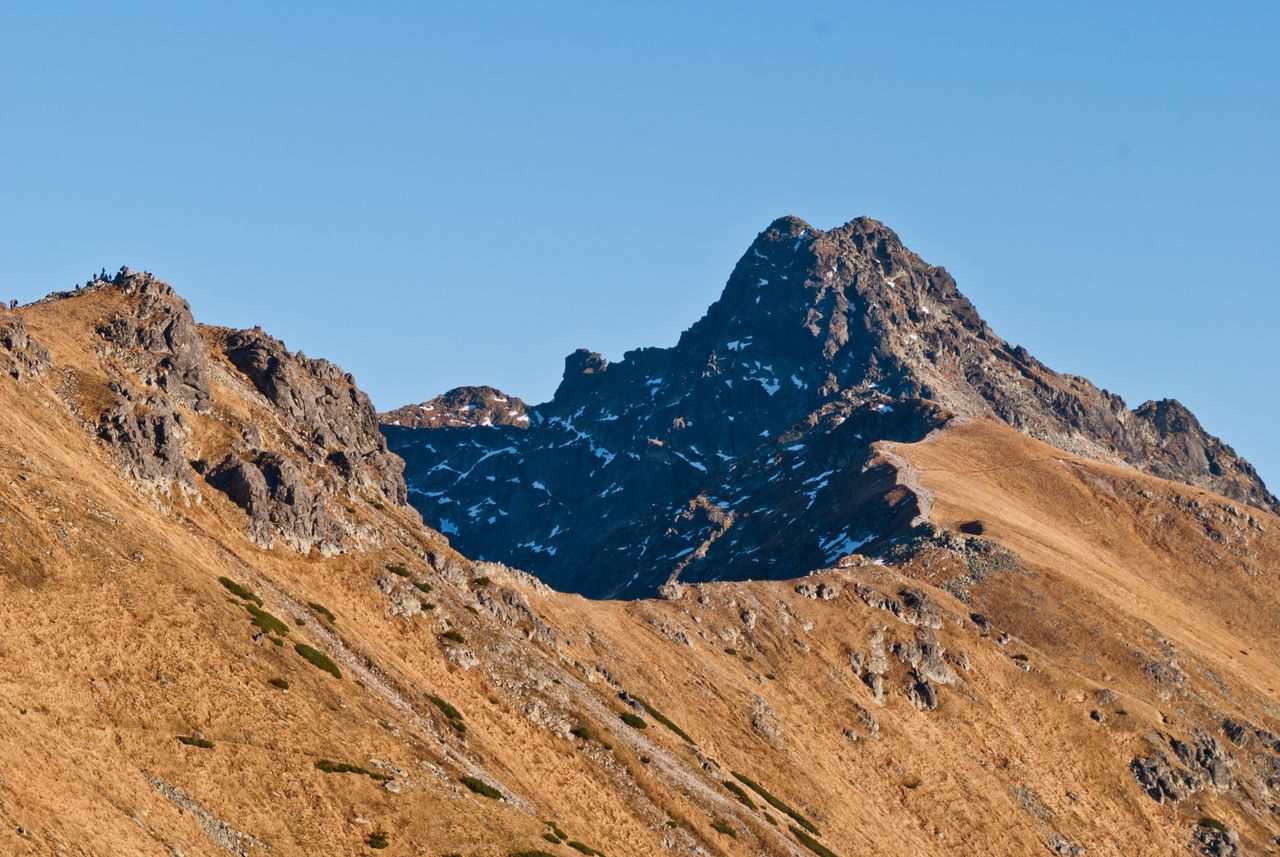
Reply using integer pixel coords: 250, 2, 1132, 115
0, 282, 1276, 856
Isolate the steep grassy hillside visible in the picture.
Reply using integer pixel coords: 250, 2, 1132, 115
0, 279, 1276, 856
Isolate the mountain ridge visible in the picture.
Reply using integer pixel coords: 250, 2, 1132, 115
2, 264, 1278, 854
384, 215, 1275, 597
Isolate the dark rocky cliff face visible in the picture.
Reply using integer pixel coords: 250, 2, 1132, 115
386, 215, 1276, 596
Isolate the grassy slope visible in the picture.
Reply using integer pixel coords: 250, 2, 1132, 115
0, 290, 1276, 855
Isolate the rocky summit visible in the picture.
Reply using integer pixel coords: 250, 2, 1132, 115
385, 216, 1276, 597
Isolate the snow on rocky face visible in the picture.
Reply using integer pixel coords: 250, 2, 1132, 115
384, 215, 1276, 597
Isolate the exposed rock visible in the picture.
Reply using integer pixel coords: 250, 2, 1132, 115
853, 583, 906, 621
97, 381, 194, 494
444, 646, 480, 670
858, 627, 889, 707
477, 586, 557, 645
0, 316, 50, 380
899, 587, 942, 629
796, 581, 839, 600
1189, 822, 1239, 857
1221, 718, 1251, 748
906, 672, 938, 711
863, 672, 885, 705
205, 453, 345, 555
1140, 638, 1186, 700
380, 385, 529, 429
854, 704, 880, 741
378, 575, 423, 622
894, 627, 956, 685
1131, 749, 1198, 803
144, 771, 266, 854
1048, 834, 1085, 856
1168, 729, 1233, 790
657, 581, 686, 601
884, 525, 1026, 603
749, 695, 785, 748
95, 272, 210, 412
524, 698, 571, 738
76, 274, 213, 494
640, 609, 693, 648
221, 328, 407, 506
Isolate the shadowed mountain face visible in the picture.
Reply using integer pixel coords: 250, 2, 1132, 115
385, 216, 1276, 597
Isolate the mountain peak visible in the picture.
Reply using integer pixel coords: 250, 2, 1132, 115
387, 215, 1276, 596
381, 385, 530, 429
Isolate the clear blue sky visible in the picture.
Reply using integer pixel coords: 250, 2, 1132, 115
2, 2, 1276, 490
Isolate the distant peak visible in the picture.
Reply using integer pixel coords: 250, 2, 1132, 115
551, 348, 608, 403
832, 215, 896, 239
762, 215, 816, 237
380, 385, 529, 430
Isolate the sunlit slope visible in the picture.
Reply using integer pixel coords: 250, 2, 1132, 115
0, 281, 1276, 855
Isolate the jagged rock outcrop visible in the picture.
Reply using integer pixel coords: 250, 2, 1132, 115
68, 272, 213, 495
206, 452, 345, 555
1190, 822, 1240, 856
221, 328, 408, 506
23, 270, 413, 551
97, 380, 195, 493
380, 385, 529, 429
1128, 399, 1271, 514
1131, 749, 1196, 803
95, 271, 211, 412
1132, 728, 1236, 804
386, 215, 1275, 597
0, 315, 50, 380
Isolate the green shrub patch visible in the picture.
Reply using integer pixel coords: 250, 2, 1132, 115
244, 603, 289, 636
619, 712, 647, 729
306, 601, 336, 623
723, 780, 755, 809
790, 825, 840, 857
294, 643, 341, 678
315, 759, 389, 781
218, 576, 262, 606
732, 772, 820, 836
459, 776, 502, 799
633, 696, 695, 744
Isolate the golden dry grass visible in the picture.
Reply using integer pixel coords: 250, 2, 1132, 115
0, 291, 1276, 855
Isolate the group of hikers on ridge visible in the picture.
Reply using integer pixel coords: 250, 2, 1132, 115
3, 265, 140, 312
